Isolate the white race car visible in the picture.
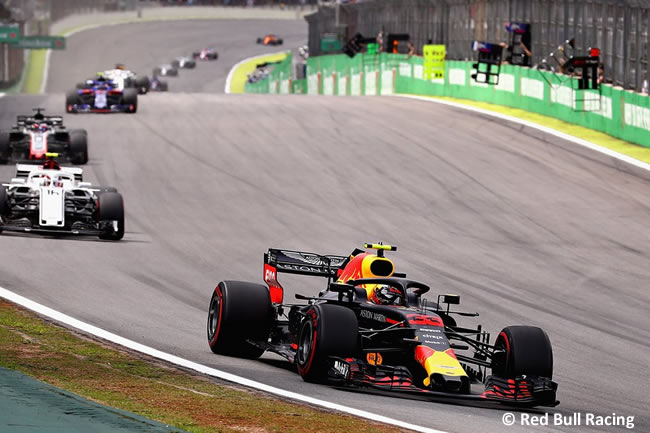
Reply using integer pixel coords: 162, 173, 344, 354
103, 65, 150, 94
171, 56, 196, 69
0, 159, 124, 240
152, 64, 179, 77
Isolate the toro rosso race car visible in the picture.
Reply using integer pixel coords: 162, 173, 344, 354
192, 48, 218, 61
256, 34, 283, 46
0, 108, 88, 165
66, 74, 137, 113
207, 243, 558, 407
0, 158, 124, 240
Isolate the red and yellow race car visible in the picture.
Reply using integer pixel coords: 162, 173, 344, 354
256, 34, 283, 46
207, 243, 558, 407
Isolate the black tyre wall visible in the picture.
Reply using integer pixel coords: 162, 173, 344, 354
207, 280, 273, 358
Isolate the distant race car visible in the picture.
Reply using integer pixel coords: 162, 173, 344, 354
171, 57, 196, 69
0, 108, 88, 165
256, 34, 283, 46
149, 76, 169, 92
207, 243, 559, 408
192, 48, 218, 61
0, 158, 124, 240
102, 64, 150, 94
67, 74, 138, 114
152, 64, 179, 77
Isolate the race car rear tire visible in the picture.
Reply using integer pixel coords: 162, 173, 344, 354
69, 129, 88, 164
0, 132, 9, 164
135, 76, 150, 94
98, 192, 124, 241
492, 326, 553, 379
297, 304, 359, 383
152, 67, 162, 77
0, 186, 9, 215
65, 90, 80, 113
121, 88, 138, 113
207, 280, 273, 359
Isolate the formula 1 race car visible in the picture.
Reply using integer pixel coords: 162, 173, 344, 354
171, 56, 196, 69
207, 243, 558, 408
152, 64, 178, 77
102, 64, 150, 94
0, 108, 88, 165
192, 48, 218, 61
0, 158, 124, 240
67, 74, 137, 113
149, 75, 169, 92
256, 34, 283, 46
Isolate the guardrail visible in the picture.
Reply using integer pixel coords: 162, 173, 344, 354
306, 0, 650, 93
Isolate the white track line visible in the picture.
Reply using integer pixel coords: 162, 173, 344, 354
394, 94, 650, 173
224, 51, 288, 94
0, 286, 448, 433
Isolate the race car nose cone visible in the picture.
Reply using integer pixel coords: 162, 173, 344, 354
430, 373, 470, 393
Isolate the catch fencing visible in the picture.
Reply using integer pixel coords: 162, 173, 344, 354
306, 0, 650, 92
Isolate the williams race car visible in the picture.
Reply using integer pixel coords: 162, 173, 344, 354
171, 57, 196, 69
0, 108, 88, 165
207, 243, 558, 407
0, 158, 124, 240
67, 74, 137, 113
192, 48, 218, 61
256, 34, 283, 46
152, 64, 178, 77
102, 64, 150, 94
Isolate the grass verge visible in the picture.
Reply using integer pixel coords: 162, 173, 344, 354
229, 52, 288, 94
0, 300, 404, 433
23, 49, 47, 94
409, 95, 650, 165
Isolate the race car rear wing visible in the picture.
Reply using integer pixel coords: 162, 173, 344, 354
16, 164, 83, 181
263, 248, 350, 305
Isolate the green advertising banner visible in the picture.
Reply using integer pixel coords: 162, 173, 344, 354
0, 25, 20, 43
250, 52, 650, 148
14, 36, 66, 50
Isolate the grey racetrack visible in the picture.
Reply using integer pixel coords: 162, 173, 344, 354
1, 18, 649, 433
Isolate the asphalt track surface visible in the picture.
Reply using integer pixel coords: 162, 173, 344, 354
2, 19, 650, 433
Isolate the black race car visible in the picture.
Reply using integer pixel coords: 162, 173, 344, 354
207, 243, 558, 408
0, 108, 88, 164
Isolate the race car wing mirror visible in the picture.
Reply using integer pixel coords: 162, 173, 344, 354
329, 282, 355, 301
442, 294, 460, 305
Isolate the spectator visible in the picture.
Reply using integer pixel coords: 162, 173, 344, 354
406, 41, 415, 59
376, 29, 384, 52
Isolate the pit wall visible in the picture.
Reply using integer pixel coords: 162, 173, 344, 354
248, 53, 650, 149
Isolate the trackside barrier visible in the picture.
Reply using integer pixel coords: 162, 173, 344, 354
245, 52, 293, 94
246, 53, 650, 148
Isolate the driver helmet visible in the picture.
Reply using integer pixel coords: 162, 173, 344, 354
370, 285, 404, 305
115, 63, 126, 70
32, 123, 47, 132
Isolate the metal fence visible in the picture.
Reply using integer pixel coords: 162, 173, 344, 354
306, 0, 650, 92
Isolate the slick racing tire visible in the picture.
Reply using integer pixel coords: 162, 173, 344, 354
135, 76, 150, 94
297, 304, 359, 383
98, 192, 125, 241
492, 326, 553, 379
0, 132, 9, 164
207, 280, 274, 359
0, 186, 9, 234
69, 129, 88, 164
65, 90, 81, 113
121, 88, 138, 113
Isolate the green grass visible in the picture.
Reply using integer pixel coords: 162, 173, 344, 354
229, 52, 288, 94
0, 300, 403, 433
23, 49, 47, 94
413, 95, 650, 164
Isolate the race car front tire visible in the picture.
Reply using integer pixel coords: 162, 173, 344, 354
207, 280, 274, 359
65, 90, 80, 113
0, 132, 9, 164
69, 129, 88, 164
98, 192, 125, 240
297, 304, 359, 383
492, 326, 553, 379
135, 76, 150, 94
121, 88, 138, 113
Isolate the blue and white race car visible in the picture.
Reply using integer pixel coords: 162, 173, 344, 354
66, 74, 138, 114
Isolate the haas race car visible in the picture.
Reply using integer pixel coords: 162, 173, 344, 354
207, 243, 558, 407
67, 74, 137, 113
0, 108, 88, 165
0, 158, 124, 240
